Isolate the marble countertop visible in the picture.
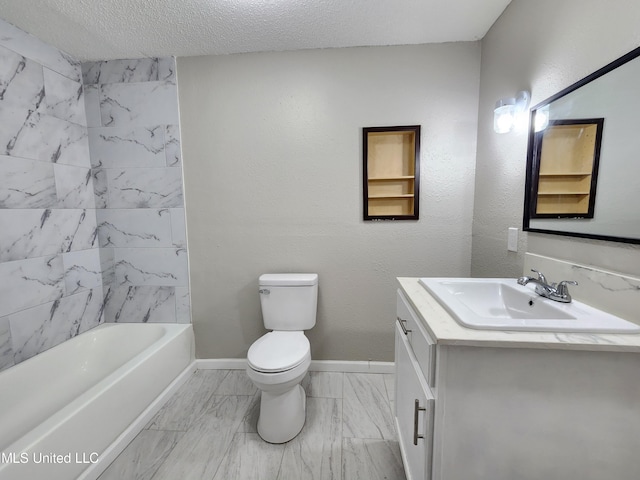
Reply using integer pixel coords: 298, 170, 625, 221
397, 277, 640, 353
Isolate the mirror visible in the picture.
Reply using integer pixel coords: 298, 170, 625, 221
524, 46, 640, 245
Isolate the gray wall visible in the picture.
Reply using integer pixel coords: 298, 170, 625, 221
472, 0, 640, 278
178, 44, 481, 361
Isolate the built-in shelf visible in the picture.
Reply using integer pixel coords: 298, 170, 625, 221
368, 175, 416, 181
538, 172, 592, 177
368, 194, 415, 199
537, 192, 590, 196
532, 119, 604, 218
363, 126, 420, 221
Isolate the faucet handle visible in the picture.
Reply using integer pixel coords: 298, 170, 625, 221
556, 280, 578, 296
530, 269, 547, 284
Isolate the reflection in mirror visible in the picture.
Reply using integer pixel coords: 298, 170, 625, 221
531, 119, 604, 219
524, 46, 640, 244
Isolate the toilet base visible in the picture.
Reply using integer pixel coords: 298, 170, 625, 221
257, 384, 306, 443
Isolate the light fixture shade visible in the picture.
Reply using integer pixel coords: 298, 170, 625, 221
494, 98, 515, 134
493, 91, 531, 133
534, 106, 550, 132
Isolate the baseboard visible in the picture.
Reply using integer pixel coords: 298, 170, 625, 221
196, 358, 394, 374
310, 360, 394, 374
78, 361, 197, 480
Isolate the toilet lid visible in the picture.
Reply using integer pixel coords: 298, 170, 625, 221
248, 331, 310, 373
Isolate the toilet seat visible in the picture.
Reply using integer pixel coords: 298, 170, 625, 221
248, 331, 310, 373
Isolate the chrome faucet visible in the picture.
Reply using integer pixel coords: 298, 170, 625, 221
518, 269, 554, 295
517, 269, 578, 303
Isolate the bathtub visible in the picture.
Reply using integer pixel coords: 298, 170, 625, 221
0, 323, 194, 480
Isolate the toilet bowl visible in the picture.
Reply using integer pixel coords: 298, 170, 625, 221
246, 273, 318, 443
247, 332, 311, 443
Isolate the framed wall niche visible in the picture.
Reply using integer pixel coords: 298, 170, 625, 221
531, 118, 604, 219
363, 125, 420, 221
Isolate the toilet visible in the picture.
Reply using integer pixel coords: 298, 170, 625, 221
246, 273, 318, 443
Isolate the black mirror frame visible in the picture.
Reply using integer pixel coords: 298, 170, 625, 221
523, 45, 640, 245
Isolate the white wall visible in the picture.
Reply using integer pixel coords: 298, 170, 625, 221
472, 0, 640, 278
178, 43, 481, 361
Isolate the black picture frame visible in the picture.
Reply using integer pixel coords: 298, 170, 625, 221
363, 125, 420, 221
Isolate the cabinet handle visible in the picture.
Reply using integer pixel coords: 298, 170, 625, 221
397, 317, 411, 335
413, 399, 426, 445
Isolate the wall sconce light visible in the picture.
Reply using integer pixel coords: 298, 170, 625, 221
493, 90, 530, 133
534, 105, 550, 132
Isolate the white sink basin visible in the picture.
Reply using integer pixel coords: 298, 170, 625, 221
419, 278, 640, 333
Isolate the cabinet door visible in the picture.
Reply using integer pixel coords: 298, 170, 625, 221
395, 322, 434, 480
397, 290, 436, 387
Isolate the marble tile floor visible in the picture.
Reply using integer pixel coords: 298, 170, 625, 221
98, 370, 406, 480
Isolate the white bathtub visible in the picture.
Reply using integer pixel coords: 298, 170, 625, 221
0, 323, 194, 480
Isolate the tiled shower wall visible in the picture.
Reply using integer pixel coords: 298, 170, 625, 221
83, 59, 191, 325
0, 18, 191, 372
0, 19, 102, 371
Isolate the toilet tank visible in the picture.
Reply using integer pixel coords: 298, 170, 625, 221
259, 273, 318, 331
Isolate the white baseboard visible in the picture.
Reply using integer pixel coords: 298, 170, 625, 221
196, 358, 394, 374
310, 360, 394, 374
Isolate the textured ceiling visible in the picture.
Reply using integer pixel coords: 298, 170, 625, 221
0, 0, 511, 61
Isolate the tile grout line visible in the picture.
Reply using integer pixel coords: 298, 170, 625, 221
340, 371, 345, 480
145, 429, 187, 480
147, 370, 233, 480
208, 393, 256, 480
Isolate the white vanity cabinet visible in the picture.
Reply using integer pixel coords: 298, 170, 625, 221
394, 290, 435, 480
394, 283, 640, 480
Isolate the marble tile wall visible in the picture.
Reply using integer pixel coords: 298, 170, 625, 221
0, 19, 191, 372
523, 253, 640, 324
0, 18, 102, 371
82, 57, 191, 325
